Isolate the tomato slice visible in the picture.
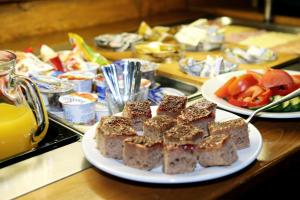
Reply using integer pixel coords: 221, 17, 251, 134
246, 70, 263, 83
292, 75, 300, 88
260, 69, 295, 90
243, 87, 272, 108
215, 77, 236, 98
228, 97, 248, 107
228, 85, 272, 108
227, 74, 258, 96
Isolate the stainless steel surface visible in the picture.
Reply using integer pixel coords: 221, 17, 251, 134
264, 0, 272, 23
0, 142, 91, 200
155, 76, 200, 96
246, 88, 300, 123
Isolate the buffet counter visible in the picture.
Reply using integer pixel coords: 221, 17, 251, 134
1, 17, 300, 200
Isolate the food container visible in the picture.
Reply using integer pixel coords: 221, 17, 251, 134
84, 62, 99, 74
94, 74, 107, 101
30, 74, 74, 112
59, 93, 97, 125
95, 102, 109, 121
58, 71, 95, 92
132, 42, 184, 63
114, 59, 158, 87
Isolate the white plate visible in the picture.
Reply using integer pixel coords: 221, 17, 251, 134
81, 107, 263, 184
202, 70, 300, 119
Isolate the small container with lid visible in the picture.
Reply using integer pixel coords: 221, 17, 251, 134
59, 92, 97, 125
58, 71, 95, 93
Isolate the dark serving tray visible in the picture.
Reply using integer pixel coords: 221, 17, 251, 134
0, 117, 81, 168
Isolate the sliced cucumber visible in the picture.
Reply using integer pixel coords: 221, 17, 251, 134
267, 96, 300, 112
267, 95, 283, 112
290, 97, 300, 112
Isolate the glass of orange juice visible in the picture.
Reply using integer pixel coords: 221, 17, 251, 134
0, 51, 48, 161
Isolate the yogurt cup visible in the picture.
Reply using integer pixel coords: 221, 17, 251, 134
58, 71, 95, 93
59, 92, 97, 125
94, 74, 107, 101
30, 74, 74, 111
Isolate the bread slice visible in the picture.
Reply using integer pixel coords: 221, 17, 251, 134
163, 144, 197, 174
123, 136, 163, 170
197, 134, 238, 167
122, 101, 152, 131
143, 115, 177, 140
157, 95, 187, 118
208, 118, 249, 149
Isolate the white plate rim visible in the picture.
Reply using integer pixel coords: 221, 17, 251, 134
81, 108, 263, 184
201, 69, 300, 119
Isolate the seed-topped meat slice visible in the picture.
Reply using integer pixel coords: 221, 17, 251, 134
197, 134, 238, 167
95, 116, 136, 160
163, 143, 197, 174
143, 115, 177, 140
123, 136, 163, 170
157, 95, 187, 118
164, 124, 205, 145
208, 118, 249, 149
177, 105, 215, 136
192, 98, 217, 116
122, 100, 152, 131
98, 116, 132, 130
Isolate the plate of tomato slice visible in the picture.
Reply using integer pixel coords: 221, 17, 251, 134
202, 69, 300, 118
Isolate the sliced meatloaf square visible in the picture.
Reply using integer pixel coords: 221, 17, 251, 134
192, 98, 217, 116
163, 124, 205, 145
143, 115, 177, 140
177, 105, 215, 137
197, 134, 238, 167
157, 95, 187, 118
208, 118, 249, 149
122, 100, 152, 131
163, 144, 197, 174
96, 117, 136, 159
123, 136, 163, 170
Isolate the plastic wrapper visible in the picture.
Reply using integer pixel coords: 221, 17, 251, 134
94, 33, 142, 52
15, 52, 53, 76
68, 33, 109, 66
133, 42, 183, 63
179, 56, 237, 78
138, 21, 175, 42
175, 19, 224, 51
225, 46, 277, 64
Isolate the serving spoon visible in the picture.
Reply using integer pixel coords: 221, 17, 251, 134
245, 88, 300, 123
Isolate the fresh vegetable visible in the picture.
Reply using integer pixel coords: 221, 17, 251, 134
267, 96, 300, 112
227, 74, 258, 96
260, 69, 295, 96
237, 85, 272, 108
215, 77, 236, 98
215, 69, 300, 111
292, 75, 300, 88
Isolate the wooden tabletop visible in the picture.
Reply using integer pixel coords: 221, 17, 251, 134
17, 118, 300, 200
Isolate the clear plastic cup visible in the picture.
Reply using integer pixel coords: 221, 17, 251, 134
105, 88, 149, 114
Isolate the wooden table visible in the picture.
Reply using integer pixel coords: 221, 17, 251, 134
17, 118, 300, 200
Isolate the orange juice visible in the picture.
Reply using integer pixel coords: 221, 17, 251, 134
0, 103, 37, 160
